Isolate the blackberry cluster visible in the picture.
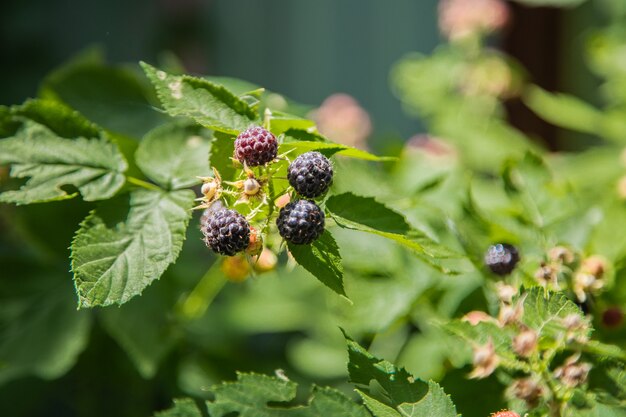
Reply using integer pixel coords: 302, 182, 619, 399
287, 151, 333, 198
484, 243, 520, 276
276, 200, 325, 245
234, 126, 278, 166
201, 207, 251, 256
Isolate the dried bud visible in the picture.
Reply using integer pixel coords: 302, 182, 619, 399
554, 356, 592, 388
274, 193, 291, 209
581, 255, 607, 279
498, 301, 524, 327
246, 227, 263, 256
508, 378, 544, 408
491, 412, 520, 417
495, 282, 517, 304
252, 248, 278, 273
548, 246, 575, 264
469, 339, 499, 379
221, 255, 250, 282
243, 178, 261, 196
462, 310, 495, 326
534, 263, 559, 289
561, 313, 589, 344
573, 271, 604, 303
512, 328, 538, 357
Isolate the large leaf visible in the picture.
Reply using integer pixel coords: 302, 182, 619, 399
0, 276, 91, 385
40, 49, 167, 138
141, 62, 258, 135
135, 123, 211, 190
288, 230, 345, 296
71, 188, 194, 308
155, 399, 203, 417
205, 372, 371, 417
327, 193, 464, 273
280, 139, 394, 162
0, 111, 127, 204
345, 334, 458, 417
326, 192, 410, 235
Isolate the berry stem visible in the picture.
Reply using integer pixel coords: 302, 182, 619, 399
175, 264, 227, 320
126, 176, 163, 192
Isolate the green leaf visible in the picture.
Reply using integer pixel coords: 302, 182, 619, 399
0, 277, 91, 385
135, 123, 211, 190
280, 138, 395, 162
345, 334, 458, 417
40, 50, 167, 138
141, 62, 258, 134
521, 287, 588, 344
205, 372, 371, 417
326, 193, 410, 235
155, 399, 203, 417
209, 131, 237, 181
327, 193, 464, 273
523, 85, 602, 136
0, 113, 127, 205
71, 189, 194, 308
288, 230, 345, 296
583, 341, 626, 362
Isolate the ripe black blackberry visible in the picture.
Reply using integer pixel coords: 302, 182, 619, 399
234, 126, 278, 166
201, 207, 251, 256
287, 151, 333, 198
276, 200, 325, 245
484, 243, 520, 276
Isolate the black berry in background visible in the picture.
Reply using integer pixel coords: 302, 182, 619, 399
276, 200, 325, 245
201, 208, 250, 256
484, 243, 520, 276
234, 126, 278, 166
287, 151, 333, 198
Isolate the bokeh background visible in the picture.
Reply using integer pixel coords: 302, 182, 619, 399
1, 1, 624, 417
0, 0, 605, 148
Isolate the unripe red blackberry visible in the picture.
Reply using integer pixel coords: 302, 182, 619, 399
276, 200, 325, 245
484, 243, 520, 276
491, 411, 520, 417
234, 126, 278, 166
287, 151, 333, 198
201, 207, 250, 256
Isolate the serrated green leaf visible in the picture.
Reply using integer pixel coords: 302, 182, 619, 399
0, 277, 91, 385
205, 372, 371, 417
327, 193, 464, 273
40, 51, 167, 138
326, 193, 410, 235
71, 189, 194, 308
209, 131, 237, 181
345, 334, 458, 417
141, 62, 258, 134
442, 320, 517, 364
155, 398, 203, 417
0, 114, 127, 204
135, 123, 211, 190
521, 287, 587, 343
280, 139, 394, 162
288, 230, 345, 296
